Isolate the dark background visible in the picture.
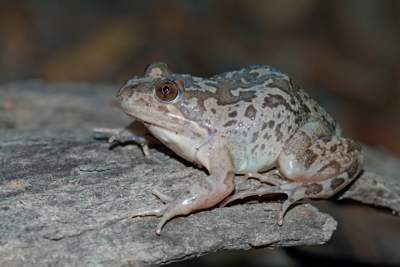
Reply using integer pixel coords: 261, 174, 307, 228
1, 1, 399, 266
1, 0, 400, 156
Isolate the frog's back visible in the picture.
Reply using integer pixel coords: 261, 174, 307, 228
209, 65, 337, 173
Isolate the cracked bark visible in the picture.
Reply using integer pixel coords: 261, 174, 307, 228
0, 82, 399, 266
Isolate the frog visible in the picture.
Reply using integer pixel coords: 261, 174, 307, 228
103, 62, 363, 235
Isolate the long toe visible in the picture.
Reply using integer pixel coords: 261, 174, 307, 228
129, 206, 165, 218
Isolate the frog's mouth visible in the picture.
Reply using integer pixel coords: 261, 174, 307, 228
118, 89, 213, 139
127, 109, 211, 140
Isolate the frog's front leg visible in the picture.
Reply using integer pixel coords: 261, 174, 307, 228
94, 124, 150, 157
130, 146, 235, 235
223, 127, 363, 225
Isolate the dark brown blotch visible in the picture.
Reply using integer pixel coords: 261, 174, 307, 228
330, 144, 338, 153
269, 78, 295, 94
262, 94, 294, 113
261, 122, 268, 131
263, 132, 272, 139
318, 160, 341, 173
347, 141, 362, 154
224, 120, 237, 127
260, 144, 266, 150
305, 183, 323, 196
228, 111, 237, 118
330, 177, 345, 191
251, 131, 259, 142
251, 144, 259, 154
244, 104, 257, 120
215, 82, 257, 106
275, 123, 283, 141
304, 149, 318, 168
185, 83, 257, 112
347, 159, 361, 177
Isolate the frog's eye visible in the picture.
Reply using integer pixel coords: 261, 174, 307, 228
154, 80, 182, 103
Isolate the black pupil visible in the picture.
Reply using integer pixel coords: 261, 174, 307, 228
162, 86, 171, 95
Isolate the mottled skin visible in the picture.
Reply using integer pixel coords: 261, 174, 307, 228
113, 62, 363, 234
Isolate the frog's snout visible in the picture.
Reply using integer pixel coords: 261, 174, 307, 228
117, 84, 135, 101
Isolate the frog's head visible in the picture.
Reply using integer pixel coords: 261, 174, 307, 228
117, 62, 212, 139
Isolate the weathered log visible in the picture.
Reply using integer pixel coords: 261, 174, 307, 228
0, 82, 398, 266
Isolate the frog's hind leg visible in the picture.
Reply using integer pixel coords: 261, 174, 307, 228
222, 126, 363, 225
276, 131, 363, 224
243, 169, 286, 186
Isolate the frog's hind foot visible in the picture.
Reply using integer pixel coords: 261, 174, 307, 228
243, 170, 285, 186
220, 183, 298, 225
222, 174, 353, 226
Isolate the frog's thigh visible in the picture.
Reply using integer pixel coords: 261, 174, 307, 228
278, 135, 362, 186
276, 135, 362, 224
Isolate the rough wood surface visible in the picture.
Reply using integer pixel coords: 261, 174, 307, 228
0, 82, 399, 266
341, 146, 400, 213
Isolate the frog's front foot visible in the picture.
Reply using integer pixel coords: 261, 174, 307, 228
129, 204, 167, 235
130, 148, 235, 235
130, 176, 234, 235
129, 197, 189, 235
93, 127, 150, 157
